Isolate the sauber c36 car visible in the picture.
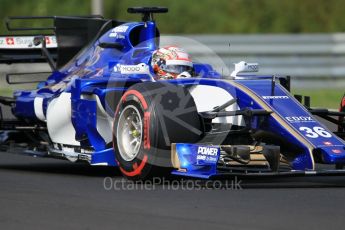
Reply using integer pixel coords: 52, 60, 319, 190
0, 7, 345, 180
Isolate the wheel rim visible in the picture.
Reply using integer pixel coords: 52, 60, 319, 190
117, 105, 143, 161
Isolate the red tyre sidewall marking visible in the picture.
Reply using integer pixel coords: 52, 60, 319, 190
114, 89, 151, 176
144, 112, 151, 150
122, 90, 148, 110
119, 154, 148, 177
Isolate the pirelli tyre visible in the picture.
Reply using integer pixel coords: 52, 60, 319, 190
113, 82, 203, 180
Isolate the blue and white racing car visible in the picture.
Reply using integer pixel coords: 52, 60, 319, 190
1, 7, 345, 180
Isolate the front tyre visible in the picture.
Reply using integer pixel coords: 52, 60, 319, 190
113, 82, 203, 180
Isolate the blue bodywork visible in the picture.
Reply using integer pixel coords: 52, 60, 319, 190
169, 78, 345, 178
10, 18, 345, 178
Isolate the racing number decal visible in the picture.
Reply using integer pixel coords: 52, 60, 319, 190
313, 127, 332, 138
299, 126, 332, 138
299, 127, 318, 138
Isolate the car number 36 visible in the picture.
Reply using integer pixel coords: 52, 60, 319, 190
299, 126, 332, 138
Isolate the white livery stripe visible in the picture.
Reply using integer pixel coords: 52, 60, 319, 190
34, 97, 46, 121
91, 163, 109, 166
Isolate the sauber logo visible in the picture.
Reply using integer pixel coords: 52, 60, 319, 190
6, 37, 14, 45
197, 147, 218, 156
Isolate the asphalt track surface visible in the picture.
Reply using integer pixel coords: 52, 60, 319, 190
0, 97, 343, 229
0, 151, 345, 230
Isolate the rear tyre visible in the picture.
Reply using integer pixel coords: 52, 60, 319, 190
113, 82, 203, 180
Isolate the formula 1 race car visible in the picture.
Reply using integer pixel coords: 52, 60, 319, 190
1, 7, 345, 180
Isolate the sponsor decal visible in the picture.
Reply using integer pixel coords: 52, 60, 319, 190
197, 146, 218, 156
332, 149, 342, 154
109, 32, 117, 37
112, 26, 129, 33
196, 146, 219, 163
323, 141, 332, 146
231, 61, 259, 77
285, 116, 315, 123
262, 95, 289, 99
176, 144, 220, 166
6, 37, 14, 45
247, 63, 259, 71
109, 26, 128, 39
109, 32, 125, 39
117, 34, 125, 39
114, 63, 150, 74
0, 36, 57, 48
15, 37, 33, 47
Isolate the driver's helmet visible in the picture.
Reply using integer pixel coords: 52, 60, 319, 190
151, 46, 193, 80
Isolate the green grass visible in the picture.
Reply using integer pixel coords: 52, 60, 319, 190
2, 0, 345, 34
0, 83, 38, 97
291, 89, 343, 109
0, 88, 14, 97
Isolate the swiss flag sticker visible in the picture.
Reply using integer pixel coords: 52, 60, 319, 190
332, 149, 342, 154
6, 37, 14, 45
323, 141, 332, 146
45, 36, 51, 44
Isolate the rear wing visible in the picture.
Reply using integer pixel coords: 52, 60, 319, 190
0, 16, 124, 69
0, 35, 57, 65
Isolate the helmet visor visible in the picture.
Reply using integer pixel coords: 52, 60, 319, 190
161, 65, 193, 74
